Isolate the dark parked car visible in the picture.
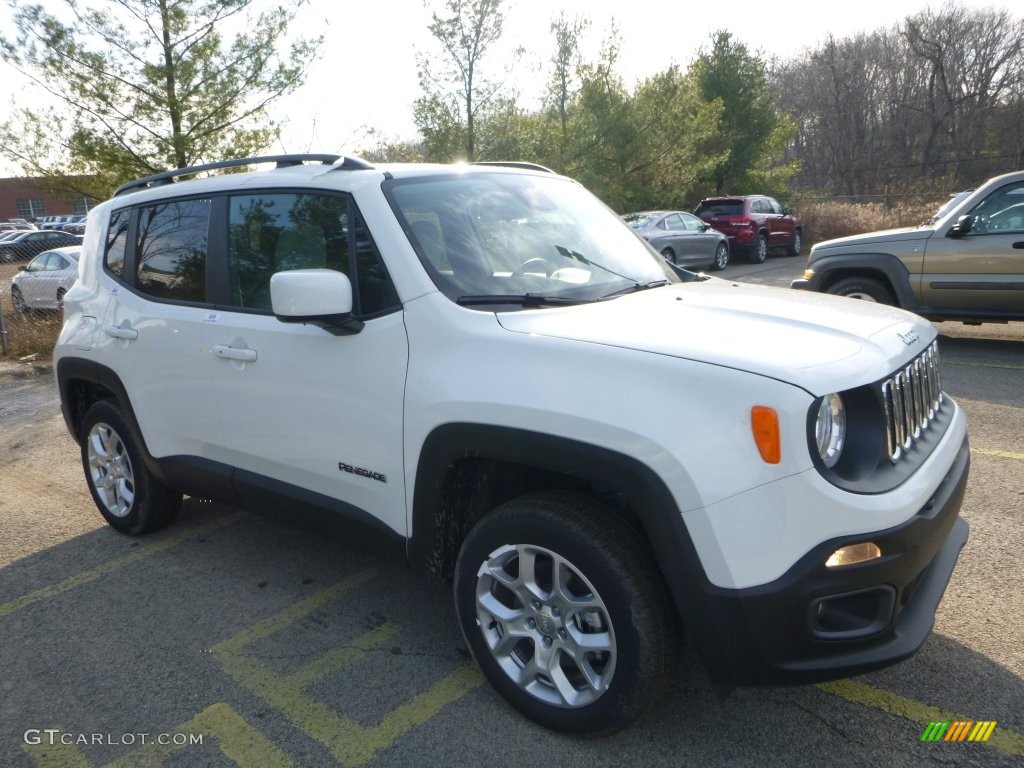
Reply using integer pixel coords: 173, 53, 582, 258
0, 229, 82, 263
695, 195, 802, 264
622, 210, 730, 270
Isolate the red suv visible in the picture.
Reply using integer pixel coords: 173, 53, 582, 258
695, 195, 802, 264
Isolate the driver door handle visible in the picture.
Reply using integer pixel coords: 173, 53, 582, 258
1013, 241, 1024, 249
213, 344, 258, 362
103, 325, 138, 340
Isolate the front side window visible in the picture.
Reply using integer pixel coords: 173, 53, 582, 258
136, 199, 210, 302
969, 182, 1024, 235
387, 173, 677, 305
227, 192, 397, 316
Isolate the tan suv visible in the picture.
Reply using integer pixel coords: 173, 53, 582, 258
791, 170, 1024, 323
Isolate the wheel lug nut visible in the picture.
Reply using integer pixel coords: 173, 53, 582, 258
542, 636, 553, 647
558, 628, 567, 639
552, 607, 560, 617
532, 600, 541, 610
527, 618, 536, 629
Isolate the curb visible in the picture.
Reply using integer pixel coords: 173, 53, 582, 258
0, 358, 53, 381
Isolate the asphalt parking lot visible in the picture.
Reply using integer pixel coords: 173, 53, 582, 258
1, 254, 1022, 767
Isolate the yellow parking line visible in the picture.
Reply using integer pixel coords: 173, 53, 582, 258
0, 512, 245, 618
213, 574, 485, 766
818, 679, 1024, 758
944, 361, 1024, 371
971, 448, 1024, 461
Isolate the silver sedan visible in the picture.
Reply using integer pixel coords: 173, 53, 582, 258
11, 246, 81, 311
622, 210, 729, 271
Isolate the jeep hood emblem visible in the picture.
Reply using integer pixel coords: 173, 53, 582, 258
898, 330, 920, 346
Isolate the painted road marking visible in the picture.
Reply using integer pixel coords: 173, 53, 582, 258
818, 680, 1024, 759
23, 702, 293, 768
0, 512, 246, 618
971, 448, 1024, 461
213, 571, 484, 767
944, 361, 1024, 371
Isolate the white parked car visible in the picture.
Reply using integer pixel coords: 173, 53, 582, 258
11, 245, 80, 311
54, 155, 970, 735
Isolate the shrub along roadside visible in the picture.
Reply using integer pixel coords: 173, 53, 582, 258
797, 199, 945, 246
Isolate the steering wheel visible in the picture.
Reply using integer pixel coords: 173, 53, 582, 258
512, 257, 552, 277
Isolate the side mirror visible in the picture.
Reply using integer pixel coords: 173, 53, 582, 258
18, 265, 27, 271
949, 214, 973, 238
270, 269, 363, 336
699, 222, 711, 232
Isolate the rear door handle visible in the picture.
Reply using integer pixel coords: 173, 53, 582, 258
103, 325, 138, 340
213, 344, 257, 362
1013, 241, 1024, 249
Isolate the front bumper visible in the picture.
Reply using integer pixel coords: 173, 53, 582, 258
687, 435, 970, 686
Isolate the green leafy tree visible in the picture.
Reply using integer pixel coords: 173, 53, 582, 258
0, 0, 320, 200
692, 31, 796, 195
415, 0, 510, 162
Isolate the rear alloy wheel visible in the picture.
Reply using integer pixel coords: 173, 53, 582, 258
827, 276, 896, 305
785, 230, 802, 257
80, 400, 181, 534
749, 234, 768, 264
660, 247, 675, 264
711, 242, 729, 271
11, 285, 27, 312
455, 490, 678, 735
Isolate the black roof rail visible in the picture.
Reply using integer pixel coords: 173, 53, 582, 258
113, 154, 373, 197
470, 161, 556, 173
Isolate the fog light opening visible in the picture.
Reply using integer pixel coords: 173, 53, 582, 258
825, 542, 881, 568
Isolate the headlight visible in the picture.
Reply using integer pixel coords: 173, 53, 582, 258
815, 393, 846, 468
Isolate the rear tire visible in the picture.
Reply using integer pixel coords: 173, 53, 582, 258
454, 490, 678, 735
711, 242, 729, 271
749, 234, 768, 264
79, 400, 181, 535
827, 276, 896, 305
660, 247, 675, 264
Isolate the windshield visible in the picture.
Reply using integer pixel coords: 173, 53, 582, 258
386, 172, 677, 307
925, 190, 974, 225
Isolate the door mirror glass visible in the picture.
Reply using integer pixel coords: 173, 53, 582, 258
949, 214, 973, 238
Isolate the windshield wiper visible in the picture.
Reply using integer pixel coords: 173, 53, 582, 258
456, 293, 590, 307
598, 279, 670, 300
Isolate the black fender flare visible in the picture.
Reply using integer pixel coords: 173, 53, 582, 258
806, 252, 917, 308
408, 423, 715, 636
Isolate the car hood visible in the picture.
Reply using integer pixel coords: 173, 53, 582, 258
812, 226, 934, 252
496, 278, 935, 395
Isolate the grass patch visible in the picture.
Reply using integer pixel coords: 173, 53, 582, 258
799, 199, 946, 245
0, 309, 61, 359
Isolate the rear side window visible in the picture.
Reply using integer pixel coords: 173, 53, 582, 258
135, 199, 211, 303
105, 209, 129, 278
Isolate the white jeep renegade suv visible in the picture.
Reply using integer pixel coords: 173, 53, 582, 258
54, 155, 970, 734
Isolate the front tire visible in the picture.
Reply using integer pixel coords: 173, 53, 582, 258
454, 490, 678, 735
80, 400, 181, 534
749, 234, 768, 264
827, 276, 896, 305
11, 285, 26, 312
785, 229, 802, 257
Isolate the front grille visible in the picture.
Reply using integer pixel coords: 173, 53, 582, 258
881, 341, 943, 463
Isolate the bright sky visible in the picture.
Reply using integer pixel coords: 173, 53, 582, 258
0, 0, 1012, 175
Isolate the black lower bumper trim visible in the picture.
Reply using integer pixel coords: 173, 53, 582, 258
690, 435, 970, 686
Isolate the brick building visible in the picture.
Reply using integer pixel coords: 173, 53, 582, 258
0, 177, 94, 221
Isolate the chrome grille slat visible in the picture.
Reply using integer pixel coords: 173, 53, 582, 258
882, 341, 943, 463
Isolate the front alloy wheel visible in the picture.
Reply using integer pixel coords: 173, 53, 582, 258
475, 543, 616, 709
455, 490, 678, 734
